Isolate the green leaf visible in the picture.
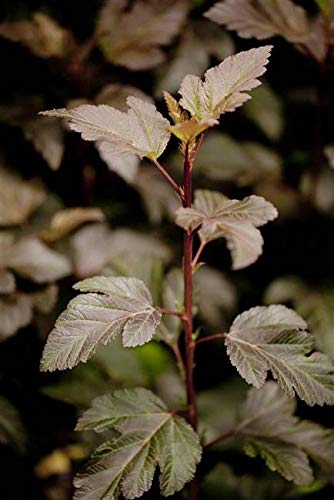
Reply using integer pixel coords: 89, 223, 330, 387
40, 277, 162, 371
178, 46, 272, 120
40, 96, 170, 161
74, 388, 201, 498
158, 268, 184, 344
0, 396, 26, 452
23, 116, 64, 171
226, 305, 334, 405
236, 382, 334, 484
176, 190, 277, 269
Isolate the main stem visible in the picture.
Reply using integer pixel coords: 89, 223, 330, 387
183, 146, 197, 430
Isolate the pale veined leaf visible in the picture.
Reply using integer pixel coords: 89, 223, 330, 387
40, 277, 162, 371
178, 46, 272, 120
175, 190, 277, 269
225, 305, 334, 405
40, 96, 171, 161
74, 388, 201, 498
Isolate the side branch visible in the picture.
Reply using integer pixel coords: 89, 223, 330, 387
151, 159, 185, 202
196, 333, 226, 345
204, 430, 235, 449
159, 308, 187, 321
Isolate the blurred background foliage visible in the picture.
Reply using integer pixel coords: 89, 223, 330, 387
0, 0, 333, 498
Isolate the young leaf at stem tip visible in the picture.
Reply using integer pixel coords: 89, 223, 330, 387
178, 45, 273, 121
40, 276, 162, 372
74, 388, 202, 499
175, 190, 278, 270
225, 305, 334, 405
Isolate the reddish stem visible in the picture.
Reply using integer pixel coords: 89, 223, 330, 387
183, 145, 197, 430
204, 430, 235, 449
152, 159, 185, 202
159, 308, 186, 320
196, 333, 226, 346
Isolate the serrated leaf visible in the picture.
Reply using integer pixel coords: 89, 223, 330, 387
0, 294, 32, 341
226, 305, 334, 405
0, 396, 26, 452
205, 0, 326, 62
0, 165, 46, 226
169, 117, 218, 142
0, 12, 71, 59
236, 382, 334, 484
178, 46, 272, 120
7, 236, 71, 284
176, 190, 277, 269
40, 277, 162, 371
97, 0, 188, 70
41, 96, 170, 161
40, 207, 105, 242
74, 388, 201, 498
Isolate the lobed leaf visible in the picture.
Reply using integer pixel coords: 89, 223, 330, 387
236, 382, 334, 484
178, 46, 272, 120
226, 305, 334, 405
40, 96, 170, 161
176, 190, 277, 269
74, 388, 201, 498
40, 277, 162, 371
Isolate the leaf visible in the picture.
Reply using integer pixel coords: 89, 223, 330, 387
176, 190, 278, 269
205, 0, 326, 62
194, 266, 236, 328
40, 277, 162, 371
41, 96, 170, 161
43, 341, 148, 408
0, 294, 32, 341
0, 396, 26, 452
31, 284, 59, 314
205, 0, 310, 42
74, 388, 201, 498
0, 165, 46, 226
243, 84, 284, 141
97, 0, 188, 70
23, 117, 65, 171
40, 207, 105, 242
236, 382, 334, 484
169, 117, 218, 142
0, 12, 71, 59
7, 236, 72, 284
103, 252, 164, 304
196, 132, 281, 185
265, 277, 334, 360
178, 46, 272, 120
225, 305, 334, 405
0, 270, 16, 294
71, 224, 170, 278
